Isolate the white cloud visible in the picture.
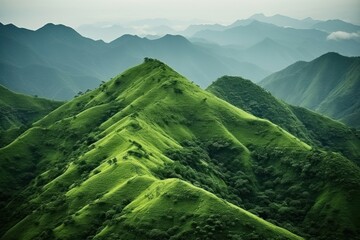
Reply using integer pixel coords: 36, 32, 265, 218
327, 31, 360, 41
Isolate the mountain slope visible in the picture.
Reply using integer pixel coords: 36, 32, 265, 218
260, 52, 360, 128
0, 59, 304, 240
0, 85, 62, 147
1, 59, 360, 239
207, 76, 360, 164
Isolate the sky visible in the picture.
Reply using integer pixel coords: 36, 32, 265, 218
0, 0, 360, 29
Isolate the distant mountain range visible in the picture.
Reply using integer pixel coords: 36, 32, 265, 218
193, 20, 359, 70
0, 23, 269, 100
261, 52, 360, 128
1, 14, 360, 100
1, 59, 359, 239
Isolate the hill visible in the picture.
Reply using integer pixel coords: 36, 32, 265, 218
207, 76, 360, 164
0, 85, 62, 147
260, 52, 360, 128
1, 59, 360, 239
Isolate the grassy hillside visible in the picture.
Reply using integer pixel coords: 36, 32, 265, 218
260, 52, 360, 128
207, 76, 360, 164
1, 59, 359, 239
0, 85, 62, 146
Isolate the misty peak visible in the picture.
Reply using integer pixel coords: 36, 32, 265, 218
157, 34, 191, 46
110, 34, 146, 46
36, 23, 80, 36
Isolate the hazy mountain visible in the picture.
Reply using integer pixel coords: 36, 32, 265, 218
77, 23, 177, 42
231, 13, 320, 29
239, 37, 301, 71
261, 52, 360, 128
182, 23, 226, 36
207, 76, 360, 163
0, 23, 105, 100
77, 24, 136, 42
0, 23, 268, 99
313, 19, 360, 33
1, 60, 359, 239
193, 21, 360, 70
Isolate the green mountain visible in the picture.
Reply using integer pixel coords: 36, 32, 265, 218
207, 76, 360, 164
1, 59, 360, 240
0, 85, 62, 147
260, 52, 360, 128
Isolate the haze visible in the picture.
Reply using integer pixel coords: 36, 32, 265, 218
1, 0, 360, 30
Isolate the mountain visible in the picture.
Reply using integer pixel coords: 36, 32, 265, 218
1, 59, 359, 240
207, 76, 360, 164
0, 85, 62, 147
106, 34, 269, 85
260, 52, 360, 128
182, 23, 226, 37
231, 13, 320, 29
312, 19, 360, 33
0, 23, 105, 100
240, 37, 301, 72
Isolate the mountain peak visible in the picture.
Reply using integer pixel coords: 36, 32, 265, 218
110, 34, 146, 46
158, 34, 190, 43
36, 23, 81, 37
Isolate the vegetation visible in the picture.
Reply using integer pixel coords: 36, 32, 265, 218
207, 75, 360, 164
0, 85, 62, 147
0, 59, 359, 240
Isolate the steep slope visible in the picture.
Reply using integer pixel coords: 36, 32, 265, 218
1, 59, 360, 240
0, 85, 62, 146
0, 59, 304, 240
261, 52, 360, 128
207, 76, 360, 163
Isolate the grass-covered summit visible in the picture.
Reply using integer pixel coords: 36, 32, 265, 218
1, 59, 359, 240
